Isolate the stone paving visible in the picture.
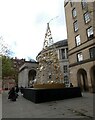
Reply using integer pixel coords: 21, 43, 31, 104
1, 91, 95, 119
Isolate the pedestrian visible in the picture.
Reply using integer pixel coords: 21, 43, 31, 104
15, 85, 19, 93
20, 86, 24, 95
8, 87, 17, 101
70, 83, 73, 87
15, 85, 19, 98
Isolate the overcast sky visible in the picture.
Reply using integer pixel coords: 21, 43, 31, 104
0, 0, 67, 60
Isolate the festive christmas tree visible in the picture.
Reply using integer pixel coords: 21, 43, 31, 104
34, 23, 64, 88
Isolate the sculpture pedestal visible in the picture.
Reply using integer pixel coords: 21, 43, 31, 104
22, 87, 82, 103
33, 83, 65, 89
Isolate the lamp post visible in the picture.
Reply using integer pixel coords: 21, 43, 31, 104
48, 16, 59, 24
46, 16, 59, 30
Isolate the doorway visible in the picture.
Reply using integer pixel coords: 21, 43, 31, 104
90, 66, 95, 92
28, 69, 36, 87
77, 69, 88, 91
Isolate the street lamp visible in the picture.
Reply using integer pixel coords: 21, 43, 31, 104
48, 16, 59, 24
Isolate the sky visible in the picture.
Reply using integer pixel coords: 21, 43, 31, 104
0, 0, 67, 61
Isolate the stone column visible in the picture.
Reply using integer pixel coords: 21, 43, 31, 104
24, 68, 28, 87
87, 68, 93, 92
20, 70, 25, 87
18, 73, 22, 88
57, 49, 60, 60
65, 48, 67, 59
59, 49, 61, 60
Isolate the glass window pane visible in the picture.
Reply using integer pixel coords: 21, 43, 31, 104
87, 27, 93, 38
81, 0, 87, 9
89, 47, 95, 58
61, 49, 65, 59
72, 8, 77, 18
70, 0, 74, 7
84, 12, 90, 23
74, 21, 78, 32
64, 76, 68, 81
63, 65, 68, 73
77, 53, 83, 62
75, 35, 81, 46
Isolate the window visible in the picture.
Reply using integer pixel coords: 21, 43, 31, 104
63, 65, 68, 73
81, 0, 87, 9
70, 0, 74, 7
75, 35, 81, 46
64, 76, 69, 83
72, 8, 77, 18
89, 47, 95, 59
64, 75, 69, 87
61, 49, 65, 59
73, 21, 78, 32
66, 48, 68, 58
84, 12, 90, 23
77, 53, 83, 62
87, 27, 94, 39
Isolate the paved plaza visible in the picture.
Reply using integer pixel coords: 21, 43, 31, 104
0, 91, 95, 119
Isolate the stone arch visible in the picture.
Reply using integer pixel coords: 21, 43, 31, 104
28, 69, 36, 87
90, 65, 95, 92
77, 69, 89, 91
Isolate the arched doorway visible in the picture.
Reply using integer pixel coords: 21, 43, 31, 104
77, 69, 88, 91
28, 69, 36, 87
90, 66, 95, 93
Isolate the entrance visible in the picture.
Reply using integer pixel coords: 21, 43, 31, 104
28, 69, 36, 87
77, 69, 88, 91
90, 66, 95, 92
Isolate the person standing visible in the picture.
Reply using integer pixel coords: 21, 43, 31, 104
8, 87, 17, 101
15, 85, 19, 93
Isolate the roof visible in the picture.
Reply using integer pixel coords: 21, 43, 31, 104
53, 39, 68, 48
36, 39, 68, 58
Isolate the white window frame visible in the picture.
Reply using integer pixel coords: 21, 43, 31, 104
70, 0, 74, 7
72, 8, 77, 18
63, 65, 68, 73
61, 49, 65, 59
74, 21, 78, 32
64, 76, 69, 82
81, 0, 87, 9
84, 12, 90, 23
87, 27, 93, 38
75, 35, 81, 46
77, 53, 83, 62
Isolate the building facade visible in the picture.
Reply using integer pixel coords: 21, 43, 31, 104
36, 39, 70, 87
64, 1, 95, 92
18, 61, 38, 88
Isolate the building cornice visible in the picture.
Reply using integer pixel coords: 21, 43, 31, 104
68, 39, 95, 56
69, 58, 95, 67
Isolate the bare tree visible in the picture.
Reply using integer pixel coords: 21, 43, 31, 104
0, 36, 13, 57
